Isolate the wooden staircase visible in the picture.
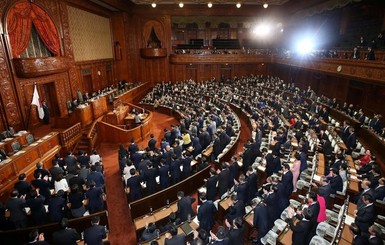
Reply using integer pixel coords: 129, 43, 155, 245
74, 124, 96, 154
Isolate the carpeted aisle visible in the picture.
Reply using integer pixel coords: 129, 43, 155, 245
99, 112, 178, 245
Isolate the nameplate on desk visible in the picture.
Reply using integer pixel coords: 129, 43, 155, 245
29, 143, 38, 146
14, 151, 26, 156
1, 159, 11, 164
41, 135, 51, 140
4, 138, 12, 142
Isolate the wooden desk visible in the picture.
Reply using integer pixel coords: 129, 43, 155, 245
90, 96, 107, 119
134, 203, 178, 231
0, 131, 28, 155
74, 104, 93, 127
103, 105, 129, 125
141, 221, 199, 245
0, 132, 60, 202
277, 226, 293, 245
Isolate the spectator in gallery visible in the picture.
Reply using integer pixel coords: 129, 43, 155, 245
358, 36, 367, 48
366, 47, 375, 60
351, 47, 360, 59
42, 101, 50, 124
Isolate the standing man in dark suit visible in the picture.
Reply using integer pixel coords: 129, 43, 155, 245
205, 168, 218, 201
373, 177, 385, 201
64, 151, 79, 174
126, 169, 142, 201
356, 180, 374, 209
354, 194, 376, 236
85, 180, 104, 214
52, 218, 80, 245
148, 134, 157, 151
197, 194, 217, 233
227, 217, 244, 245
14, 173, 32, 198
176, 191, 196, 222
225, 194, 245, 226
234, 174, 248, 204
143, 162, 158, 195
246, 166, 258, 204
217, 163, 231, 197
328, 168, 343, 195
252, 198, 268, 244
158, 159, 170, 190
128, 138, 139, 155
48, 190, 66, 222
281, 164, 293, 197
287, 207, 313, 245
84, 216, 107, 245
5, 190, 27, 228
346, 128, 357, 154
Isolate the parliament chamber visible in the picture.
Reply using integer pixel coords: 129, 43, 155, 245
0, 0, 385, 244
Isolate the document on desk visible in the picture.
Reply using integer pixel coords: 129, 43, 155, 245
345, 215, 354, 226
313, 175, 321, 182
180, 222, 194, 235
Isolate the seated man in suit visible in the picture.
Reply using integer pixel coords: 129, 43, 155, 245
164, 224, 185, 245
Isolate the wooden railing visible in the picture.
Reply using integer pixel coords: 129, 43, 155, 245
0, 210, 109, 244
59, 122, 82, 149
87, 117, 103, 151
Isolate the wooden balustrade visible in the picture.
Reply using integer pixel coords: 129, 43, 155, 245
59, 123, 82, 149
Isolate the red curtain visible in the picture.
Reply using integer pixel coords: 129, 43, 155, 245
7, 2, 60, 57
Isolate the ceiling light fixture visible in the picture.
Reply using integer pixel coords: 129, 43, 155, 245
151, 2, 156, 8
236, 2, 241, 8
208, 2, 212, 8
263, 3, 268, 8
179, 2, 184, 8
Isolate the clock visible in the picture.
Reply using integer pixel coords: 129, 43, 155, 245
337, 65, 342, 72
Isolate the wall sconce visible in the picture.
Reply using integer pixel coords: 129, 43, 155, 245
151, 2, 156, 8
208, 2, 212, 8
263, 3, 268, 8
236, 2, 241, 8
179, 2, 184, 8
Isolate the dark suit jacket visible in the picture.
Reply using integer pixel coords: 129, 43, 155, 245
64, 155, 78, 174
144, 167, 158, 194
177, 196, 196, 222
288, 218, 311, 245
84, 224, 107, 245
164, 234, 185, 245
148, 138, 157, 150
5, 197, 27, 226
218, 169, 231, 196
318, 184, 331, 206
198, 200, 217, 232
206, 175, 218, 201
126, 175, 142, 201
48, 196, 66, 222
227, 200, 245, 223
253, 204, 268, 237
159, 165, 170, 189
281, 171, 293, 197
14, 180, 32, 197
235, 182, 248, 204
355, 204, 375, 234
374, 185, 385, 200
329, 175, 343, 194
228, 226, 244, 245
86, 187, 104, 214
52, 228, 80, 245
246, 172, 258, 202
